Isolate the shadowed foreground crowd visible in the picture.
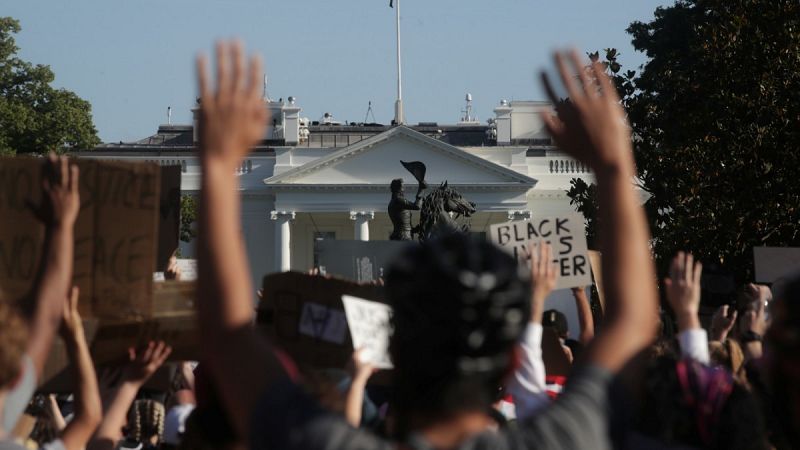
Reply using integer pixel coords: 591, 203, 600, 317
1, 42, 798, 450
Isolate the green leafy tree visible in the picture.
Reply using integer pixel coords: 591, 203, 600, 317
0, 17, 100, 155
568, 1, 800, 284
180, 194, 198, 243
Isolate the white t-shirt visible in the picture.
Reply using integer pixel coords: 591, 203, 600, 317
2, 356, 36, 433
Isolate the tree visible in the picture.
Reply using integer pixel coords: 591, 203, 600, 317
0, 17, 100, 155
180, 194, 198, 243
568, 1, 800, 286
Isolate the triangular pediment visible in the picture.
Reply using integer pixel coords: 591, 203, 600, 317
264, 126, 536, 187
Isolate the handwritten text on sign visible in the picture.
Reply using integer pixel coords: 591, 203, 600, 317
341, 295, 393, 369
489, 214, 591, 290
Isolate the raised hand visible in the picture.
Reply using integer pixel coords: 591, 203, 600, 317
740, 286, 768, 337
350, 348, 377, 381
121, 341, 172, 387
60, 286, 84, 341
664, 252, 703, 330
164, 255, 181, 280
529, 242, 558, 324
540, 50, 633, 176
196, 41, 268, 169
37, 153, 80, 227
710, 305, 737, 342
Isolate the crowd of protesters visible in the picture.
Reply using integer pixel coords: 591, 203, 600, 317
0, 41, 799, 450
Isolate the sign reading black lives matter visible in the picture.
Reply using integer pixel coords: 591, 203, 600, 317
489, 213, 591, 290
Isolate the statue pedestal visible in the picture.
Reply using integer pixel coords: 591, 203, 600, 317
314, 240, 413, 283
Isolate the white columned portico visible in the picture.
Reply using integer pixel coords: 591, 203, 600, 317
349, 211, 375, 241
507, 210, 532, 221
270, 210, 295, 272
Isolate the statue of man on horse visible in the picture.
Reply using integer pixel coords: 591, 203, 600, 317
388, 161, 476, 242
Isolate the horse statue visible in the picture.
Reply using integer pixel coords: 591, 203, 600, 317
388, 161, 476, 242
417, 180, 476, 242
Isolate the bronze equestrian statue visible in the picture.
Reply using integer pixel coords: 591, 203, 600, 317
389, 161, 476, 241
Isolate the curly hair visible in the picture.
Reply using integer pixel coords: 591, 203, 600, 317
128, 399, 165, 445
385, 233, 530, 437
0, 300, 28, 388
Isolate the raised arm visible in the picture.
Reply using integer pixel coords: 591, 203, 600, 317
195, 41, 287, 437
344, 349, 376, 428
87, 342, 171, 450
508, 242, 558, 418
59, 286, 102, 450
541, 50, 658, 374
26, 154, 80, 379
571, 287, 594, 344
664, 252, 709, 364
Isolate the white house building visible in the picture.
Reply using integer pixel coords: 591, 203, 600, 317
76, 95, 595, 333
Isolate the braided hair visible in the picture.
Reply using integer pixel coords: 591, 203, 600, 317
385, 233, 530, 437
128, 399, 165, 446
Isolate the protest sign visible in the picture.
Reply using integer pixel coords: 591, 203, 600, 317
0, 158, 160, 320
342, 295, 393, 369
176, 259, 197, 281
258, 272, 387, 377
588, 250, 605, 310
489, 214, 591, 290
38, 281, 198, 392
753, 247, 800, 283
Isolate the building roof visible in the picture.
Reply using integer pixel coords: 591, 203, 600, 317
265, 125, 537, 188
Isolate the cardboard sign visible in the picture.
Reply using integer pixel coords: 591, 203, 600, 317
298, 302, 349, 344
753, 247, 800, 283
38, 281, 198, 392
587, 250, 605, 310
489, 214, 591, 290
0, 158, 160, 320
342, 295, 393, 369
258, 272, 387, 377
176, 259, 197, 281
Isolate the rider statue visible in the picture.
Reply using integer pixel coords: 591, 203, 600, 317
388, 178, 425, 241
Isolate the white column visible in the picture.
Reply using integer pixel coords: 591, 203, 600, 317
507, 210, 532, 221
270, 211, 295, 272
350, 211, 375, 241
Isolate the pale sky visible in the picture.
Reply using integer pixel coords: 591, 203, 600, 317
6, 0, 673, 142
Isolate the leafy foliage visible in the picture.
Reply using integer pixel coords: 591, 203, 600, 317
0, 17, 100, 154
568, 1, 800, 284
180, 194, 198, 243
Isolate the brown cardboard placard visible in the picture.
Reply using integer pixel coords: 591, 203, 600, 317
490, 214, 592, 290
0, 158, 160, 321
258, 272, 386, 378
38, 282, 198, 392
587, 250, 605, 310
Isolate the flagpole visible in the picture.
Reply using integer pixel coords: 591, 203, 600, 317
393, 0, 405, 125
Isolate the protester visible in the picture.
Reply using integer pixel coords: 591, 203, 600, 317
87, 342, 171, 450
162, 362, 196, 449
54, 287, 102, 450
507, 242, 557, 418
2, 155, 80, 437
193, 42, 658, 449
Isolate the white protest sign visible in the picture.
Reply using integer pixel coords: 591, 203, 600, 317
753, 247, 800, 283
341, 295, 393, 369
298, 302, 349, 345
489, 213, 591, 290
176, 259, 197, 281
